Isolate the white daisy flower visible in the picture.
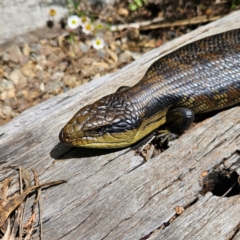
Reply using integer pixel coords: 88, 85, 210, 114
80, 16, 90, 25
92, 37, 105, 50
82, 22, 94, 35
95, 22, 104, 30
49, 8, 57, 17
67, 15, 81, 29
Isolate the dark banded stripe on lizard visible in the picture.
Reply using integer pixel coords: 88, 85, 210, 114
59, 28, 240, 148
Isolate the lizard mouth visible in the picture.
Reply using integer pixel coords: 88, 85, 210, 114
58, 121, 138, 148
59, 129, 72, 145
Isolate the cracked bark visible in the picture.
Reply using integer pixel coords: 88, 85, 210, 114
1, 11, 240, 240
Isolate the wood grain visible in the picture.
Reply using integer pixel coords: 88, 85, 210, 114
0, 10, 240, 240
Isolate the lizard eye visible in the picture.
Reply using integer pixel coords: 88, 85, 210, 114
91, 122, 127, 134
91, 126, 107, 135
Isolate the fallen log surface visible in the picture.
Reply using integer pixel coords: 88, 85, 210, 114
0, 10, 240, 240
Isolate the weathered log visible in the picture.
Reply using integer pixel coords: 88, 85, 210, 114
0, 10, 240, 240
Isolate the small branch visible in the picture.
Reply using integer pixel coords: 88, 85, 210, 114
140, 15, 223, 30
110, 15, 223, 32
221, 182, 237, 198
110, 17, 164, 31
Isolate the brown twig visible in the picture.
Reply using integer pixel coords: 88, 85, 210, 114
221, 182, 237, 198
110, 16, 164, 31
140, 15, 223, 30
32, 169, 43, 240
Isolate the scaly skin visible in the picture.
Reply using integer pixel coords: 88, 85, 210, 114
59, 28, 240, 148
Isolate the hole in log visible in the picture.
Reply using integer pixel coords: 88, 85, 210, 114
200, 170, 240, 197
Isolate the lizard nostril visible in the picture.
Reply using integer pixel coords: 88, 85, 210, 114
59, 129, 71, 143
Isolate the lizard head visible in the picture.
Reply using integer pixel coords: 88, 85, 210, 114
59, 93, 142, 148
